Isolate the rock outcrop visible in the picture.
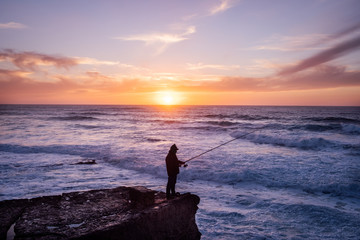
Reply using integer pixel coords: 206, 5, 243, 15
0, 186, 201, 240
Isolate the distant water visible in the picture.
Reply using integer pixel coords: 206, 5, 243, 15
1, 105, 359, 239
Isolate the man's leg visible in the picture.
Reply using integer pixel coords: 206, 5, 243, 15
167, 175, 177, 198
166, 176, 172, 198
170, 175, 177, 195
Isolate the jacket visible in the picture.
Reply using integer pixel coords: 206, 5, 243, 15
165, 150, 180, 176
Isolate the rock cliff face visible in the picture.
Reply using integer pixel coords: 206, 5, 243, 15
0, 186, 201, 240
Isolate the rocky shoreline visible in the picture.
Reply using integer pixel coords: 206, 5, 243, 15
0, 186, 201, 240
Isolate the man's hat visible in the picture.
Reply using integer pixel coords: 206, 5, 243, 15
170, 144, 178, 150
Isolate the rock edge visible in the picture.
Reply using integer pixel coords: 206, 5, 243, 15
0, 186, 201, 240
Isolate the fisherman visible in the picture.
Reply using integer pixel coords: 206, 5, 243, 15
165, 144, 185, 199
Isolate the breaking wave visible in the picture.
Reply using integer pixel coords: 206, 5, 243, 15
230, 131, 337, 150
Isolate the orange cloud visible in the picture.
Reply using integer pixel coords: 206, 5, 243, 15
170, 65, 360, 92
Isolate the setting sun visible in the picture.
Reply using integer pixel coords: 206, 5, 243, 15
155, 91, 182, 105
162, 95, 174, 105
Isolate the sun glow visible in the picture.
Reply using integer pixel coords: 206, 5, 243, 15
156, 91, 181, 105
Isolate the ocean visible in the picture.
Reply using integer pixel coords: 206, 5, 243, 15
0, 105, 359, 239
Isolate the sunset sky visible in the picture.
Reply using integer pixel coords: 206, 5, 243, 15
0, 0, 359, 105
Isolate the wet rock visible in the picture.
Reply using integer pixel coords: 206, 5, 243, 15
73, 159, 96, 165
0, 199, 29, 240
0, 186, 201, 240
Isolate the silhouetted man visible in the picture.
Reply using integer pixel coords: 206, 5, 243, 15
165, 144, 185, 199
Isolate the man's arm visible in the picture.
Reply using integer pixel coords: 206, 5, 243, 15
178, 160, 185, 165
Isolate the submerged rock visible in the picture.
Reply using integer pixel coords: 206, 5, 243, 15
0, 186, 201, 240
73, 159, 97, 165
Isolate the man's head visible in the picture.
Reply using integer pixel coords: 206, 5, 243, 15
170, 144, 178, 152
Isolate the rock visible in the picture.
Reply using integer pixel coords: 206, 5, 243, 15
73, 159, 96, 165
0, 199, 29, 240
0, 187, 201, 240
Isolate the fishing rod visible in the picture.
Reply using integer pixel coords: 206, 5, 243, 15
182, 126, 266, 166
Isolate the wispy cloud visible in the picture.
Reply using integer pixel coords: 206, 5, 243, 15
0, 22, 27, 29
315, 22, 360, 46
210, 0, 236, 15
187, 62, 240, 71
115, 26, 196, 54
130, 26, 195, 43
118, 33, 187, 44
254, 34, 328, 52
255, 23, 360, 52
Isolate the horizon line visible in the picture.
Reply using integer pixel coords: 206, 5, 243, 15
0, 103, 359, 107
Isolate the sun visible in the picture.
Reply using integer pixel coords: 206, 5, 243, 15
162, 94, 174, 105
156, 91, 181, 105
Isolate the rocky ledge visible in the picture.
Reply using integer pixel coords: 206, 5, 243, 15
0, 186, 201, 240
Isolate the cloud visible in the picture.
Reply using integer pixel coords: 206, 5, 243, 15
317, 22, 360, 45
1, 61, 359, 104
254, 34, 328, 52
255, 23, 360, 52
116, 26, 196, 55
278, 35, 360, 75
116, 26, 196, 45
277, 65, 360, 90
210, 0, 236, 15
0, 22, 27, 29
187, 62, 240, 71
119, 33, 186, 44
76, 57, 119, 66
0, 69, 79, 98
176, 64, 360, 92
0, 49, 78, 70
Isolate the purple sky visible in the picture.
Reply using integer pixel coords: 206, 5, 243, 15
0, 0, 359, 105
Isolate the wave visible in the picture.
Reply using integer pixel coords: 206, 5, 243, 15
204, 114, 271, 121
69, 111, 109, 116
341, 124, 360, 134
49, 116, 99, 121
0, 111, 31, 116
204, 121, 239, 127
262, 122, 360, 137
73, 124, 103, 130
293, 123, 342, 132
287, 123, 360, 136
105, 156, 360, 200
304, 183, 360, 199
146, 138, 164, 142
150, 119, 183, 124
230, 131, 337, 150
179, 126, 228, 132
304, 117, 360, 124
204, 209, 244, 219
0, 144, 110, 159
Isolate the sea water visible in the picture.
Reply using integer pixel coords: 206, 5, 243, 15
0, 105, 359, 239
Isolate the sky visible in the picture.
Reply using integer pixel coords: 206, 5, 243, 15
0, 0, 359, 106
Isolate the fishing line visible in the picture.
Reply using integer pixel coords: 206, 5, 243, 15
183, 126, 266, 164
